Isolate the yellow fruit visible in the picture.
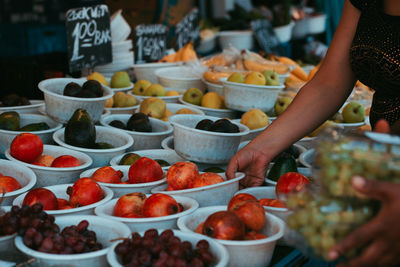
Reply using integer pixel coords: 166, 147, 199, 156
105, 97, 113, 108
160, 110, 173, 121
240, 109, 269, 130
139, 98, 166, 119
133, 80, 152, 95
176, 108, 196, 114
244, 72, 266, 85
144, 84, 166, 97
227, 72, 245, 83
87, 72, 108, 86
166, 90, 180, 96
201, 92, 222, 109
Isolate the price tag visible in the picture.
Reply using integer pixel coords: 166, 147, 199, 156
175, 8, 200, 49
134, 24, 168, 64
66, 5, 112, 73
251, 19, 284, 55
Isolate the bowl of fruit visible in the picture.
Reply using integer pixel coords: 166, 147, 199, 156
5, 141, 93, 188
177, 204, 285, 267
100, 113, 173, 151
95, 192, 198, 232
14, 213, 131, 267
0, 160, 36, 205
0, 112, 62, 154
0, 94, 44, 114
179, 89, 239, 119
107, 228, 229, 267
169, 114, 249, 164
232, 109, 271, 141
331, 102, 367, 131
53, 115, 134, 167
221, 72, 285, 113
151, 161, 245, 207
103, 71, 134, 92
129, 81, 183, 103
165, 103, 205, 116
0, 206, 25, 260
79, 158, 167, 197
38, 78, 113, 123
12, 179, 113, 216
155, 66, 206, 92
110, 149, 186, 170
104, 91, 140, 114
133, 62, 180, 83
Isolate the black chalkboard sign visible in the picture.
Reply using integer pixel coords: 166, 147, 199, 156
66, 5, 112, 73
134, 24, 169, 64
251, 19, 284, 56
175, 8, 200, 49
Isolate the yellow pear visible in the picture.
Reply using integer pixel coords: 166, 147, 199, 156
166, 90, 180, 96
124, 94, 138, 107
176, 108, 196, 114
132, 80, 151, 95
87, 72, 108, 86
220, 95, 227, 109
201, 92, 222, 109
113, 92, 128, 107
240, 109, 269, 130
139, 98, 166, 119
161, 109, 173, 121
144, 84, 166, 97
244, 72, 266, 85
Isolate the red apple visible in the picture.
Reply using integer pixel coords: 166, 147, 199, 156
166, 162, 199, 190
51, 155, 80, 168
227, 193, 258, 211
142, 193, 180, 217
0, 176, 21, 193
91, 166, 123, 184
10, 133, 43, 163
259, 198, 286, 208
275, 172, 310, 197
113, 192, 147, 218
231, 200, 266, 231
67, 178, 103, 207
32, 155, 55, 167
128, 157, 163, 184
203, 211, 245, 240
190, 172, 224, 188
22, 188, 58, 210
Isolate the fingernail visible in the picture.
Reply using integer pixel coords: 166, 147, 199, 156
328, 250, 338, 260
352, 176, 365, 189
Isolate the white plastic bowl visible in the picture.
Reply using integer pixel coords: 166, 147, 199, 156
95, 194, 198, 231
128, 90, 182, 104
151, 172, 245, 207
155, 66, 206, 92
13, 183, 113, 216
105, 103, 140, 115
80, 166, 167, 198
38, 78, 114, 123
5, 144, 92, 188
110, 149, 186, 170
264, 167, 312, 186
221, 78, 284, 113
179, 96, 239, 119
218, 30, 254, 50
133, 62, 180, 84
0, 206, 24, 261
202, 78, 224, 95
0, 113, 62, 154
14, 215, 130, 267
100, 114, 172, 151
332, 118, 366, 132
177, 205, 285, 267
169, 114, 249, 164
0, 100, 44, 115
53, 126, 134, 168
273, 22, 295, 43
161, 135, 174, 150
299, 148, 315, 168
104, 83, 134, 93
107, 229, 229, 267
0, 160, 36, 206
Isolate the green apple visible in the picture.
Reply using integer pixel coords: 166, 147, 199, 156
227, 72, 244, 83
183, 88, 203, 106
132, 80, 151, 95
110, 71, 131, 88
244, 72, 266, 85
274, 96, 293, 116
262, 70, 280, 86
144, 84, 166, 97
342, 102, 365, 123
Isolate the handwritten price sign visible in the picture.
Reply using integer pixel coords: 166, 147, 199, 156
66, 5, 112, 72
134, 24, 168, 63
175, 8, 200, 49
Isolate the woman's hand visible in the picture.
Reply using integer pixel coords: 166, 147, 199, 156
329, 176, 400, 267
226, 142, 272, 188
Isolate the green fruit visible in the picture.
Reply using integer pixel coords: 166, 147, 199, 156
262, 70, 280, 86
109, 120, 126, 129
119, 153, 141, 165
82, 80, 103, 97
183, 88, 203, 106
19, 122, 50, 131
65, 109, 96, 148
126, 113, 152, 132
266, 154, 298, 182
132, 80, 151, 95
144, 84, 166, 97
63, 82, 82, 97
94, 142, 114, 149
227, 72, 244, 83
111, 71, 131, 88
274, 96, 293, 116
342, 102, 365, 123
0, 111, 20, 131
154, 159, 170, 167
202, 166, 225, 173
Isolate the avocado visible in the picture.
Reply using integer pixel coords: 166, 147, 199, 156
119, 153, 141, 165
126, 113, 152, 132
154, 159, 170, 167
94, 142, 114, 149
265, 154, 298, 183
20, 122, 50, 131
110, 120, 126, 130
202, 166, 225, 173
195, 119, 213, 131
209, 119, 239, 133
63, 82, 82, 97
0, 111, 20, 131
82, 80, 103, 97
65, 109, 96, 148
1, 94, 21, 106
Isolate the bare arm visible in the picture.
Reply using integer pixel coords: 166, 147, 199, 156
227, 0, 361, 186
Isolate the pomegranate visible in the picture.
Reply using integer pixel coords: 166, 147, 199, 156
22, 188, 58, 210
67, 178, 103, 207
231, 200, 266, 231
57, 198, 72, 210
0, 176, 21, 193
227, 193, 258, 211
166, 162, 199, 190
190, 172, 224, 188
275, 172, 310, 197
244, 231, 268, 240
142, 193, 180, 217
51, 155, 80, 168
196, 221, 205, 234
259, 198, 286, 208
113, 192, 147, 218
91, 166, 123, 184
10, 133, 43, 163
32, 155, 55, 167
203, 211, 245, 240
128, 157, 163, 184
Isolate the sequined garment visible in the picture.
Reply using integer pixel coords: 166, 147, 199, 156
349, 0, 400, 127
